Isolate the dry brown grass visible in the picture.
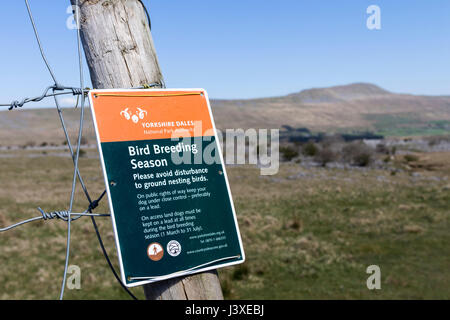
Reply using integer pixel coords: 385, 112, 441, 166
0, 148, 449, 299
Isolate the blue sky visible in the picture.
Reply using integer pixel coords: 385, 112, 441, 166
0, 0, 449, 108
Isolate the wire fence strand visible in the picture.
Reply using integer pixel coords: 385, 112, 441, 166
24, 0, 59, 86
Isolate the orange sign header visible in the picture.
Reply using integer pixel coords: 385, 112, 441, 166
88, 89, 214, 143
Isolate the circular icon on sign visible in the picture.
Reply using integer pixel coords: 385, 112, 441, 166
147, 242, 164, 261
167, 240, 181, 257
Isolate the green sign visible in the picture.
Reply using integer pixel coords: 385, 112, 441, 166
89, 89, 244, 287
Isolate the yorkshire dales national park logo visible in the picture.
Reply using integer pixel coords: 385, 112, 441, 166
120, 107, 148, 124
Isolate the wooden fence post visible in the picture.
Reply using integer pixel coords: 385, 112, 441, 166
70, 0, 224, 300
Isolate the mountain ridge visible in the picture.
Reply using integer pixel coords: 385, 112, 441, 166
210, 83, 450, 135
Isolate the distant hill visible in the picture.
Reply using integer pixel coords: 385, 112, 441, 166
0, 107, 95, 148
212, 83, 450, 136
288, 83, 391, 103
1, 83, 449, 147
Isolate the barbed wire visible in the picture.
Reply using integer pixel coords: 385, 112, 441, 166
0, 82, 164, 111
0, 85, 84, 110
0, 0, 159, 300
0, 208, 110, 233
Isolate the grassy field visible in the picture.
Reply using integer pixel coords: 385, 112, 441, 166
364, 114, 450, 137
0, 148, 449, 299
